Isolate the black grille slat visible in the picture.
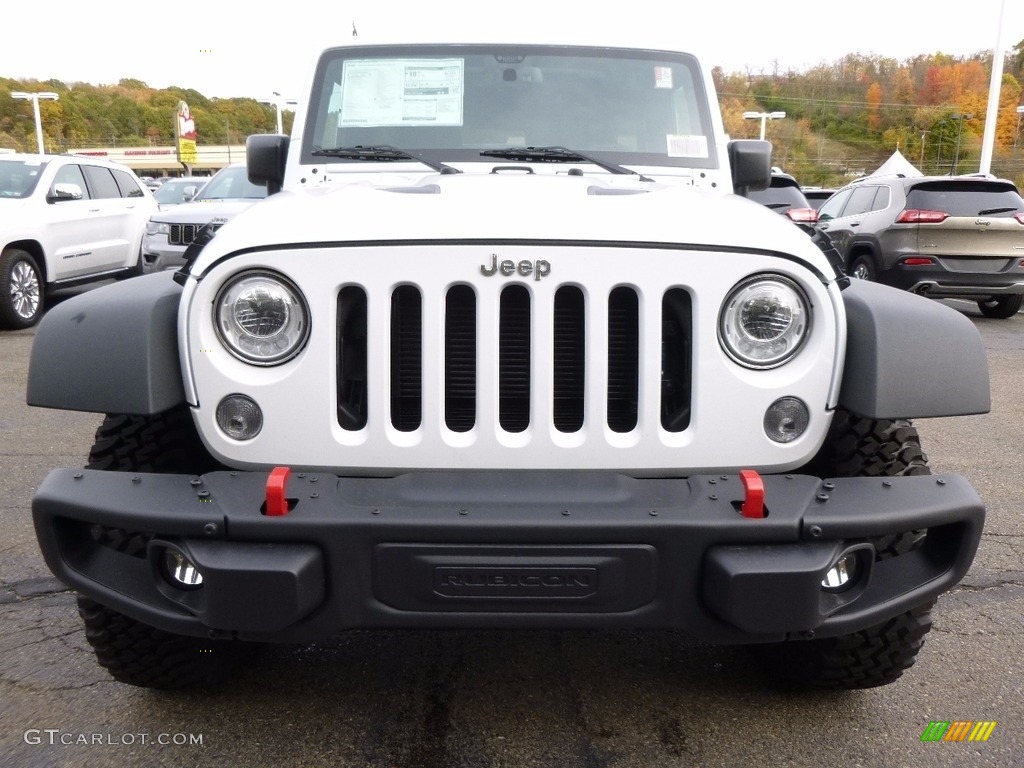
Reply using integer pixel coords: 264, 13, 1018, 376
390, 286, 422, 432
661, 289, 692, 432
445, 286, 477, 432
336, 287, 368, 430
553, 286, 585, 432
607, 287, 639, 433
499, 285, 531, 432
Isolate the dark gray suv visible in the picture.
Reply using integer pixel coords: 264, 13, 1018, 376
816, 175, 1024, 318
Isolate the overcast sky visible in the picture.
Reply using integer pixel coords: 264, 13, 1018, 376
2, 0, 1022, 101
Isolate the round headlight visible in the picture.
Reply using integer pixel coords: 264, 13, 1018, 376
719, 274, 810, 368
214, 271, 310, 365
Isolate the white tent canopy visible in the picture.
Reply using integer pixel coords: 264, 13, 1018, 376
872, 150, 923, 178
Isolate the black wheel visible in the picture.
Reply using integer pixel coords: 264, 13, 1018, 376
848, 254, 876, 281
801, 408, 930, 479
755, 409, 934, 688
977, 295, 1023, 319
0, 248, 43, 329
77, 406, 249, 688
758, 600, 935, 689
78, 596, 242, 689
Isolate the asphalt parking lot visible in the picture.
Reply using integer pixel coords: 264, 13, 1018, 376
1, 298, 1022, 768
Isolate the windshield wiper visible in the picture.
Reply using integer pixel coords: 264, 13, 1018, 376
311, 145, 460, 174
977, 207, 1019, 216
479, 146, 653, 182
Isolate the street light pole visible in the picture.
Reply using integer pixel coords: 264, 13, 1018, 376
742, 110, 786, 141
259, 92, 299, 135
11, 91, 59, 154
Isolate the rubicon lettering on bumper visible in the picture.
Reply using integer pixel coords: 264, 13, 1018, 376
434, 567, 597, 597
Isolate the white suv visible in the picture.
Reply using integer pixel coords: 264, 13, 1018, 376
0, 154, 157, 329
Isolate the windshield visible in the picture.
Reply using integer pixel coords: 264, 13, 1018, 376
0, 159, 48, 199
196, 166, 267, 201
303, 44, 716, 169
153, 179, 203, 205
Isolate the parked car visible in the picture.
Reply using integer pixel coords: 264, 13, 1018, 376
747, 171, 818, 225
0, 153, 157, 329
152, 177, 205, 210
142, 164, 266, 272
816, 175, 1024, 318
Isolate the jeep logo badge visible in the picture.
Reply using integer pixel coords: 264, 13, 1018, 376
480, 254, 551, 281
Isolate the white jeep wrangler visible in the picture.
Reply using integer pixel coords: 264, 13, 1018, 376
28, 40, 989, 690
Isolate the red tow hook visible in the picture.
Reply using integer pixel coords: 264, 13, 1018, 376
739, 469, 766, 518
265, 466, 292, 517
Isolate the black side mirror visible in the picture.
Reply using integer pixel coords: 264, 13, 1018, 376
728, 140, 772, 196
247, 134, 289, 195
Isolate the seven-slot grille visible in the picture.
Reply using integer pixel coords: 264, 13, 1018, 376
336, 283, 693, 436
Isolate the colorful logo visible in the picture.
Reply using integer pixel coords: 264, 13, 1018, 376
920, 721, 997, 742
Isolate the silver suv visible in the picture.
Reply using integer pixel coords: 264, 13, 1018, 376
141, 164, 267, 273
816, 175, 1024, 318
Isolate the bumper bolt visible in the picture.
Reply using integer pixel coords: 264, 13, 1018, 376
73, 473, 83, 480
708, 494, 718, 501
561, 510, 571, 516
937, 478, 946, 486
372, 508, 381, 515
816, 492, 829, 503
189, 478, 202, 487
132, 476, 141, 484
883, 480, 893, 487
708, 478, 718, 485
649, 510, 659, 517
310, 476, 319, 483
310, 492, 319, 499
822, 481, 835, 491
809, 525, 823, 538
459, 509, 468, 516
197, 490, 210, 498
297, 472, 306, 479
203, 523, 218, 536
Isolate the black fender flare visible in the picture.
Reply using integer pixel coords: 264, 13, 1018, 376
27, 272, 185, 415
838, 279, 990, 419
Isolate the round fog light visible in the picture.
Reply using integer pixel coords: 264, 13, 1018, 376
163, 549, 203, 589
764, 397, 809, 443
216, 394, 263, 440
822, 553, 859, 592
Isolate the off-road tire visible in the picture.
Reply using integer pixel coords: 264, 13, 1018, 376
0, 248, 44, 330
77, 406, 248, 688
760, 600, 935, 689
801, 408, 930, 479
78, 597, 243, 689
976, 295, 1023, 319
756, 409, 935, 688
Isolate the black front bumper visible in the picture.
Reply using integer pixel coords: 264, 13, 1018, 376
33, 469, 984, 644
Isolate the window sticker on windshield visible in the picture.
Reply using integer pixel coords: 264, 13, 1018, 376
338, 58, 464, 127
667, 134, 708, 158
654, 66, 673, 89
